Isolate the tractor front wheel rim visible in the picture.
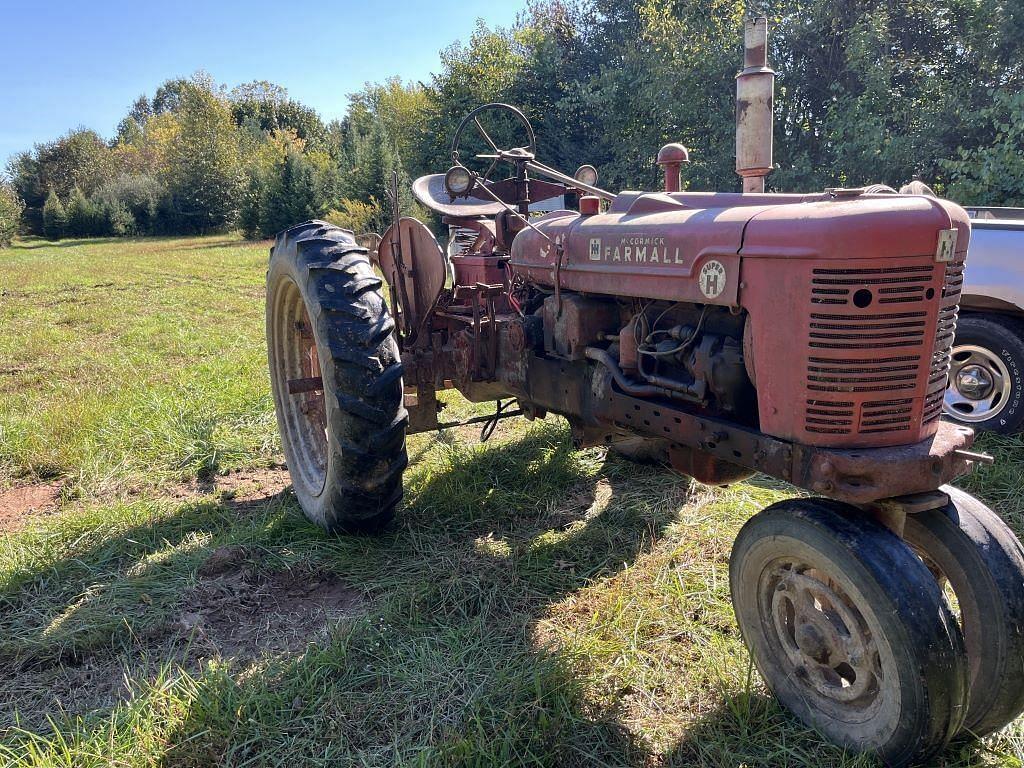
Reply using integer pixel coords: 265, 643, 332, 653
761, 560, 883, 720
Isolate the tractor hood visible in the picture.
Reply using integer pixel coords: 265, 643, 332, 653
509, 190, 970, 307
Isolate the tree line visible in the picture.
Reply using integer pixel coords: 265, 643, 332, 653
1, 0, 1021, 248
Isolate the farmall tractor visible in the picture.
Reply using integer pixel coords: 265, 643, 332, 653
265, 19, 1024, 765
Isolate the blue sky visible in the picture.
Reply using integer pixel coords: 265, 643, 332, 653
0, 0, 527, 169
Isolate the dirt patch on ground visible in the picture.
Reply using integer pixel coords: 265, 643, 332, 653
0, 548, 362, 731
0, 481, 61, 532
183, 546, 363, 658
171, 466, 292, 504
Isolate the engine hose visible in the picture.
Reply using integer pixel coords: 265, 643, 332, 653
584, 347, 699, 402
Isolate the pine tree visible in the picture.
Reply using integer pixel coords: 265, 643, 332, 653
0, 183, 23, 247
65, 187, 101, 237
256, 148, 326, 237
42, 189, 67, 240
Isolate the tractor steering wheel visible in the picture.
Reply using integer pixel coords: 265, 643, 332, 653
451, 103, 537, 187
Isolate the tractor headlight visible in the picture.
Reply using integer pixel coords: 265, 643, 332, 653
574, 164, 599, 187
445, 166, 474, 196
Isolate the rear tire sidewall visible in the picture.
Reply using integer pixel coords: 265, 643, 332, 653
266, 223, 406, 534
946, 315, 1024, 434
267, 253, 334, 527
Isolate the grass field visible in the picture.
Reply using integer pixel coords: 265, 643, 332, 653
2, 234, 1024, 767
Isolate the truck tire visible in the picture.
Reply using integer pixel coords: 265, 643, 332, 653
731, 498, 967, 766
943, 314, 1024, 434
267, 221, 407, 533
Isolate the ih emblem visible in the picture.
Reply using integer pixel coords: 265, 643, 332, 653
699, 260, 727, 299
935, 229, 958, 262
589, 238, 602, 260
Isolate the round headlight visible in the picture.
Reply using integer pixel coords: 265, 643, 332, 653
574, 164, 599, 187
445, 166, 474, 196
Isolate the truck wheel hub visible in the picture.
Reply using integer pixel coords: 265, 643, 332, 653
945, 344, 1011, 423
957, 365, 993, 400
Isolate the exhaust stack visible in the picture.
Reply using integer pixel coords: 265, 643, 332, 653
736, 17, 775, 193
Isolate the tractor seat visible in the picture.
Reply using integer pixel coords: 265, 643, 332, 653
412, 174, 505, 218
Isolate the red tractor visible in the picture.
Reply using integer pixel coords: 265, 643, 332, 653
265, 19, 1024, 765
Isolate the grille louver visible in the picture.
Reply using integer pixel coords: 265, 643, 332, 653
803, 259, 956, 437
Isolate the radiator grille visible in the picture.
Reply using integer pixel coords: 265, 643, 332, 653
923, 256, 964, 424
811, 265, 935, 306
804, 260, 954, 437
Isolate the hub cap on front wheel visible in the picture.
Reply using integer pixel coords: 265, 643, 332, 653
762, 561, 884, 721
944, 344, 1011, 423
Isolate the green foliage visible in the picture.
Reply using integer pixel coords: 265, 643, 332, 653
164, 88, 244, 233
324, 198, 384, 234
340, 118, 395, 205
41, 189, 66, 240
103, 199, 136, 236
239, 131, 338, 239
0, 182, 23, 247
943, 90, 1024, 206
7, 129, 113, 232
7, 0, 1024, 243
91, 174, 166, 234
65, 187, 104, 238
259, 149, 321, 235
230, 80, 328, 152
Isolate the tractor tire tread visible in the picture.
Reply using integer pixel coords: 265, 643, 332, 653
268, 221, 407, 534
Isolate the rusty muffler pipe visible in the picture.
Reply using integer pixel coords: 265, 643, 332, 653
736, 17, 775, 193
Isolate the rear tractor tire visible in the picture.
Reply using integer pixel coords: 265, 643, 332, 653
730, 498, 968, 766
267, 221, 408, 534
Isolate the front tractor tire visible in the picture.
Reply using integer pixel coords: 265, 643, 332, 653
267, 221, 408, 534
902, 486, 1024, 739
730, 499, 968, 766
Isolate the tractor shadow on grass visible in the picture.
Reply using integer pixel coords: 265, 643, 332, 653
0, 481, 355, 733
0, 423, 1005, 766
0, 423, 660, 761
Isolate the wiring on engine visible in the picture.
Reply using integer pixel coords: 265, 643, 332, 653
637, 304, 710, 359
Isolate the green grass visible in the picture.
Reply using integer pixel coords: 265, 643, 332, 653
2, 235, 1024, 766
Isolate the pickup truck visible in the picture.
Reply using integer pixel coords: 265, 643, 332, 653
947, 206, 1024, 433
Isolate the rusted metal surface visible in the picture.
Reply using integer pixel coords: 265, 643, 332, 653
656, 143, 690, 193
380, 31, 984, 515
858, 489, 952, 537
736, 16, 774, 193
413, 174, 506, 218
591, 382, 975, 504
542, 294, 619, 360
378, 217, 448, 345
511, 191, 971, 448
765, 561, 883, 705
287, 376, 323, 395
791, 421, 975, 503
355, 232, 382, 268
668, 444, 754, 485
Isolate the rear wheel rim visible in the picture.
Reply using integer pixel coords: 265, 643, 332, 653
944, 344, 1011, 423
270, 277, 328, 498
